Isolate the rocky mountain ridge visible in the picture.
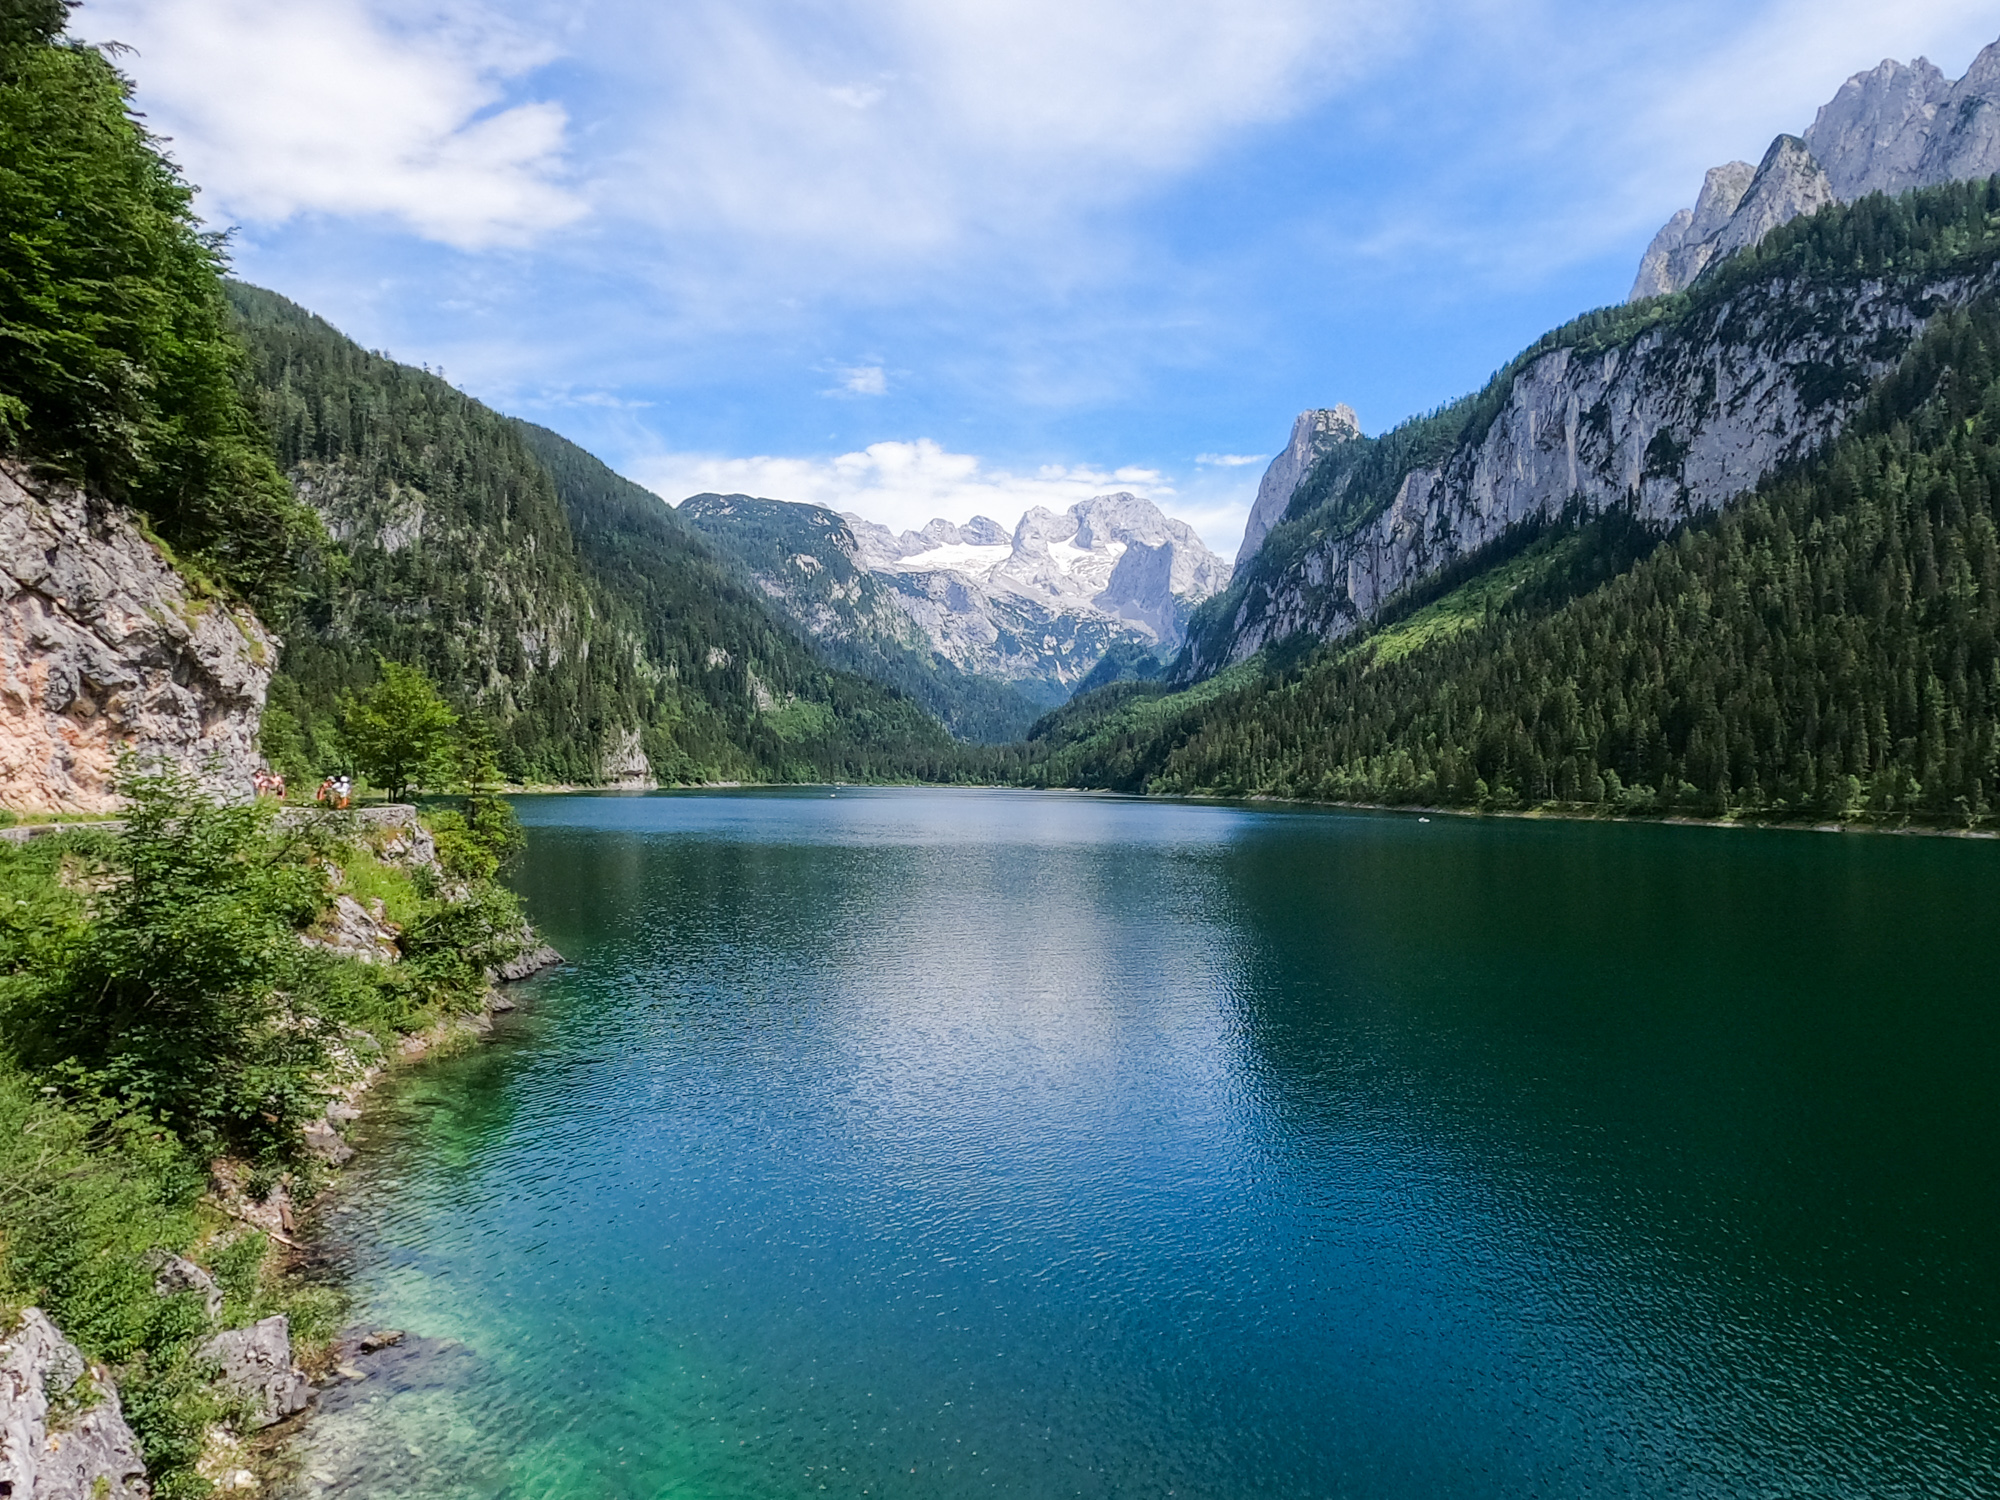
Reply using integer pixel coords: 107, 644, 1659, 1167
1632, 36, 2000, 299
1235, 407, 1362, 564
1182, 250, 2000, 680
848, 492, 1231, 647
686, 490, 1230, 712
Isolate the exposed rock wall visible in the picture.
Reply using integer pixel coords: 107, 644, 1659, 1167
1236, 407, 1362, 564
0, 464, 275, 814
1632, 37, 2000, 300
0, 1308, 150, 1499
1185, 266, 1994, 677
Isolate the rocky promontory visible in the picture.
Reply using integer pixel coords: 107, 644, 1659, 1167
0, 464, 274, 814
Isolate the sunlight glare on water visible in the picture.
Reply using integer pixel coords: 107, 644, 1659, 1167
289, 788, 2000, 1499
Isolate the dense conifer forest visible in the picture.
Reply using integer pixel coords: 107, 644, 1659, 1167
230, 287, 952, 786
1030, 297, 2000, 826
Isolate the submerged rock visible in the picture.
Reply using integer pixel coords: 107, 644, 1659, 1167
0, 1308, 150, 1498
301, 1118, 355, 1166
198, 1317, 312, 1429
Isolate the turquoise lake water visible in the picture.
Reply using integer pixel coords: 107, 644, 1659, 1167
290, 788, 2000, 1497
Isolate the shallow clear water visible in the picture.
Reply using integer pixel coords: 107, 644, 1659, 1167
292, 788, 2000, 1498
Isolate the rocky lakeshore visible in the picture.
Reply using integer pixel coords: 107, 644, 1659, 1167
0, 799, 562, 1499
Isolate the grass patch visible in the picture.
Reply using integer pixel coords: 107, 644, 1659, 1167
1351, 535, 1579, 668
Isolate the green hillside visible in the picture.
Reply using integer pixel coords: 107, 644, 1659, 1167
229, 286, 950, 785
1029, 296, 2000, 825
0, 2, 311, 603
1181, 174, 2000, 683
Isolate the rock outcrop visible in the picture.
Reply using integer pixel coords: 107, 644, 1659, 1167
151, 1254, 224, 1322
0, 464, 276, 814
493, 938, 564, 981
1236, 407, 1362, 563
1631, 36, 2000, 300
198, 1316, 311, 1430
601, 727, 651, 787
1631, 161, 1757, 303
1185, 263, 1994, 678
304, 894, 401, 965
0, 1308, 150, 1499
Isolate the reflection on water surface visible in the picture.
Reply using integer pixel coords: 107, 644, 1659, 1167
290, 789, 2000, 1498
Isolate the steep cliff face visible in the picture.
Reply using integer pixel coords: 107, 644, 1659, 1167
1183, 263, 1995, 679
0, 465, 273, 813
1631, 36, 2000, 300
1236, 407, 1363, 564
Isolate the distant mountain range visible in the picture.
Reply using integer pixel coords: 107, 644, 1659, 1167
680, 490, 1230, 734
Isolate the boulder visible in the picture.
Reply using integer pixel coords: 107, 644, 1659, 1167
0, 1308, 150, 1498
149, 1253, 223, 1321
301, 1118, 355, 1165
492, 941, 563, 982
198, 1317, 311, 1429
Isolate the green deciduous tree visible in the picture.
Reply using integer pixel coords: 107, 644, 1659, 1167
2, 764, 337, 1158
340, 660, 459, 801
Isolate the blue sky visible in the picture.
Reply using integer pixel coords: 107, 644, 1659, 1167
80, 0, 2000, 553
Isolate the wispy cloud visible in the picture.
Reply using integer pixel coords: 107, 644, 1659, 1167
79, 0, 583, 248
602, 0, 1410, 272
1196, 453, 1267, 467
830, 365, 888, 397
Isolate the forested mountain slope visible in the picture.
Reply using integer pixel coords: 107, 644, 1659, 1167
1187, 178, 2000, 684
676, 492, 1048, 742
514, 425, 959, 770
1030, 297, 2000, 825
230, 287, 948, 784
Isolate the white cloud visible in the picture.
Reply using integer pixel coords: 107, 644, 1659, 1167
79, 0, 583, 248
831, 365, 888, 397
1196, 453, 1267, 467
611, 0, 1407, 265
631, 438, 1249, 550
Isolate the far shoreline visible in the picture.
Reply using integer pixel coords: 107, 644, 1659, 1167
486, 779, 2000, 842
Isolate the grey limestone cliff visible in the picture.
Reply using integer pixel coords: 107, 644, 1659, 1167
1236, 406, 1362, 564
1186, 263, 1995, 678
0, 464, 275, 814
1632, 37, 2000, 300
0, 1309, 150, 1499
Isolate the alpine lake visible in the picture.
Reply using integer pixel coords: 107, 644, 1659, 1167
283, 788, 2000, 1498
